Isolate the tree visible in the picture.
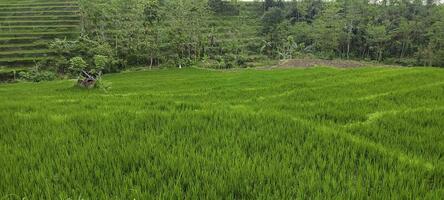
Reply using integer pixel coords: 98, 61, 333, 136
208, 0, 239, 15
264, 0, 275, 11
263, 0, 284, 12
337, 0, 370, 59
277, 35, 304, 60
419, 7, 444, 66
93, 55, 109, 73
49, 38, 78, 74
305, 0, 323, 22
141, 0, 162, 68
367, 24, 391, 61
394, 18, 415, 59
163, 0, 210, 67
260, 7, 286, 57
69, 57, 88, 78
311, 3, 342, 58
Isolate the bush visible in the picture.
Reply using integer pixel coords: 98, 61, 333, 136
245, 40, 263, 54
48, 37, 120, 75
93, 55, 109, 73
212, 54, 249, 69
173, 57, 194, 68
19, 68, 56, 82
0, 71, 19, 83
69, 57, 88, 75
235, 54, 248, 67
93, 79, 112, 91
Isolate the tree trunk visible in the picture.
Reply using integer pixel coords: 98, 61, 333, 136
400, 41, 405, 59
346, 21, 352, 60
347, 42, 350, 60
378, 50, 383, 62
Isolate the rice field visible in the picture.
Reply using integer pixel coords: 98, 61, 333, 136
1, 67, 444, 199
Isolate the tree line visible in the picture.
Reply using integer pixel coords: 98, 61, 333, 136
259, 0, 444, 67
43, 0, 443, 79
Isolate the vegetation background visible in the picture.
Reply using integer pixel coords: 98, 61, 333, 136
75, 0, 444, 70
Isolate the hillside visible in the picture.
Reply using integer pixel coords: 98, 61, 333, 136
0, 1, 264, 81
0, 0, 80, 75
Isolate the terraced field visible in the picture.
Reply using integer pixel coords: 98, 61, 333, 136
81, 1, 262, 58
207, 4, 262, 52
0, 0, 80, 72
1, 67, 444, 198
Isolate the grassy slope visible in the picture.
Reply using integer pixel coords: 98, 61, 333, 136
1, 67, 444, 198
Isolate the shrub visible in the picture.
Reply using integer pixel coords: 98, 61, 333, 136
18, 68, 56, 82
245, 39, 263, 54
48, 37, 120, 75
49, 38, 78, 73
93, 55, 109, 73
69, 57, 88, 76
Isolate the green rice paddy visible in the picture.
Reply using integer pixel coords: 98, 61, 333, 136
1, 67, 444, 198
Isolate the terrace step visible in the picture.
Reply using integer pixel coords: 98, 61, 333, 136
0, 31, 79, 38
0, 28, 78, 33
0, 3, 78, 7
0, 56, 53, 67
0, 6, 79, 12
0, 11, 80, 16
0, 15, 80, 21
0, 0, 77, 4
0, 25, 79, 31
0, 37, 40, 44
0, 49, 54, 59
0, 43, 48, 51
0, 20, 80, 26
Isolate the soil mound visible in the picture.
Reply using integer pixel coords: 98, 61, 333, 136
277, 59, 367, 68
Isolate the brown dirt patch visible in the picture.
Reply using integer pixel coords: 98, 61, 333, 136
258, 59, 377, 70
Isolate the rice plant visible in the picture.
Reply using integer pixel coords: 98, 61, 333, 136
1, 67, 443, 199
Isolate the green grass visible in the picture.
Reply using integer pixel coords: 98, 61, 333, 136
1, 67, 444, 199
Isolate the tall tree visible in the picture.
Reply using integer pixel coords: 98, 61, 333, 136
367, 24, 391, 61
260, 7, 286, 57
311, 3, 342, 58
419, 7, 444, 66
163, 0, 210, 67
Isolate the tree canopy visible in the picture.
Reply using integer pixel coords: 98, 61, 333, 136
64, 0, 444, 70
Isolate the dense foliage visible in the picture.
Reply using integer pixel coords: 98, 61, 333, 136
68, 0, 444, 69
1, 67, 444, 198
278, 0, 444, 66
